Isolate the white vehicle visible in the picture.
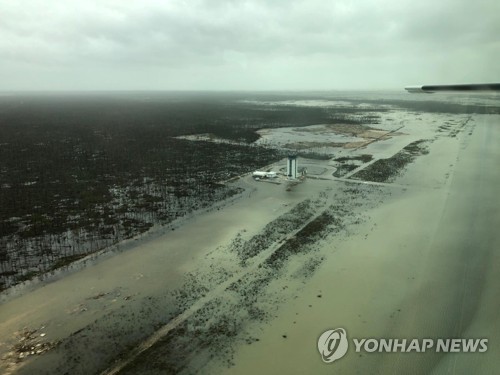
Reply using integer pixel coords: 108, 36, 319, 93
252, 171, 277, 179
252, 171, 267, 178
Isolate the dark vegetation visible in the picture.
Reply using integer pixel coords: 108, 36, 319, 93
351, 140, 430, 182
235, 199, 316, 264
0, 92, 383, 290
334, 154, 373, 163
265, 210, 339, 270
332, 154, 373, 177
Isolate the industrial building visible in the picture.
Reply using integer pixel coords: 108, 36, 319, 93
252, 171, 277, 179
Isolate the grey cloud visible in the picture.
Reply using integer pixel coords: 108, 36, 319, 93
0, 0, 499, 90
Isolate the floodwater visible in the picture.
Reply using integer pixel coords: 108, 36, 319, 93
210, 113, 500, 374
1, 94, 500, 374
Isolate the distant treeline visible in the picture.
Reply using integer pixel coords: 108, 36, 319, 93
347, 97, 500, 115
0, 92, 385, 143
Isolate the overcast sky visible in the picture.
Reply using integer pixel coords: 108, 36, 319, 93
1, 0, 499, 91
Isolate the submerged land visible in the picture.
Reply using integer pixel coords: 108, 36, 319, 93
0, 91, 499, 374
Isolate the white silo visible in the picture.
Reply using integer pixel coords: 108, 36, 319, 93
287, 155, 298, 179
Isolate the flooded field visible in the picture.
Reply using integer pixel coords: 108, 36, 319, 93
1, 92, 499, 374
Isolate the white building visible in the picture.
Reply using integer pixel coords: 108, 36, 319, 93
252, 171, 278, 179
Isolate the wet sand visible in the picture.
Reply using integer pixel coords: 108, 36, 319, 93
1, 111, 499, 374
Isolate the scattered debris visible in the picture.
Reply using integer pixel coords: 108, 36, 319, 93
4, 327, 59, 366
